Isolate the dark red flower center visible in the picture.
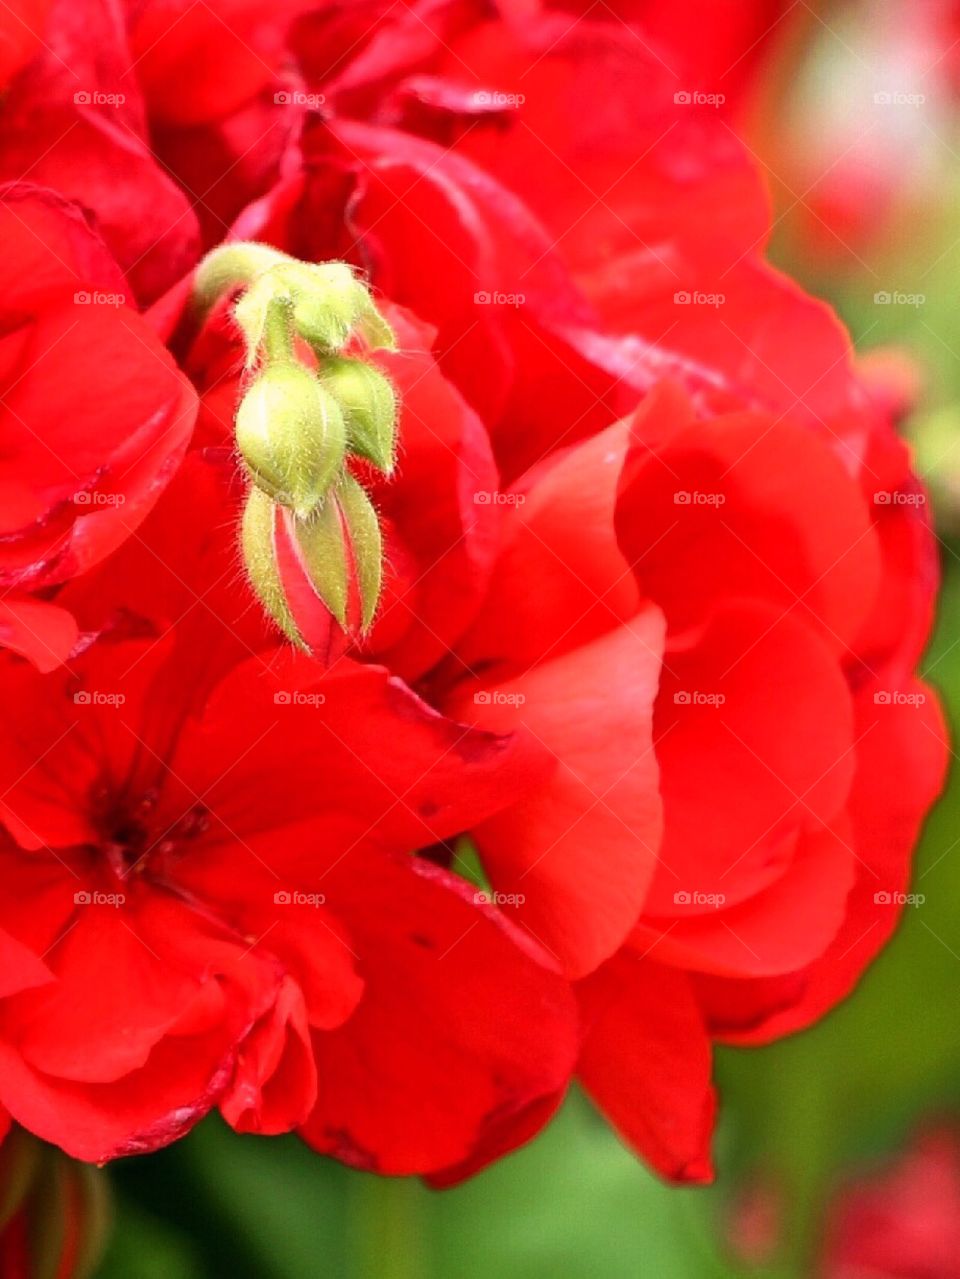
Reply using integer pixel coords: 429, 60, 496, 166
88, 781, 210, 885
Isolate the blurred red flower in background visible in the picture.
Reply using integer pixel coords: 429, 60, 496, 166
0, 0, 948, 1192
823, 1126, 960, 1279
0, 1122, 108, 1279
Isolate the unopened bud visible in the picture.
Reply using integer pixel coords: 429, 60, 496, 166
286, 262, 396, 354
194, 242, 398, 645
236, 364, 346, 517
284, 474, 383, 635
291, 474, 383, 633
287, 262, 361, 352
194, 244, 396, 363
241, 474, 385, 650
321, 358, 396, 474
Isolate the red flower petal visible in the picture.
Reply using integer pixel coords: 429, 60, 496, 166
451, 613, 665, 977
699, 679, 948, 1040
616, 379, 882, 653
643, 601, 855, 917
635, 822, 857, 978
578, 953, 715, 1183
456, 420, 639, 675
299, 856, 578, 1176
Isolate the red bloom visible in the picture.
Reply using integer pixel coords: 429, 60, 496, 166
0, 0, 947, 1188
164, 34, 942, 1175
0, 489, 575, 1169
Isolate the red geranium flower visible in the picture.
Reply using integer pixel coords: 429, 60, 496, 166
0, 0, 947, 1190
0, 480, 575, 1171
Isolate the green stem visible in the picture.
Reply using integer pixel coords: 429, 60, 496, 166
192, 242, 285, 314
347, 1173, 426, 1279
262, 296, 296, 364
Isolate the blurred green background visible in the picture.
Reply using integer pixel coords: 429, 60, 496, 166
89, 6, 960, 1276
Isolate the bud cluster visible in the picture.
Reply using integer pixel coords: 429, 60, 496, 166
193, 243, 398, 648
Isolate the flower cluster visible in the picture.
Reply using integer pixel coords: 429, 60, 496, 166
0, 0, 946, 1188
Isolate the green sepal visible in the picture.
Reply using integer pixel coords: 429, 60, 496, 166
240, 486, 307, 650
294, 494, 349, 628
338, 472, 383, 631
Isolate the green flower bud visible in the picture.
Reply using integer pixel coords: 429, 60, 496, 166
195, 245, 396, 363
321, 357, 397, 474
194, 242, 398, 646
282, 262, 367, 352
236, 364, 347, 518
242, 478, 384, 648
